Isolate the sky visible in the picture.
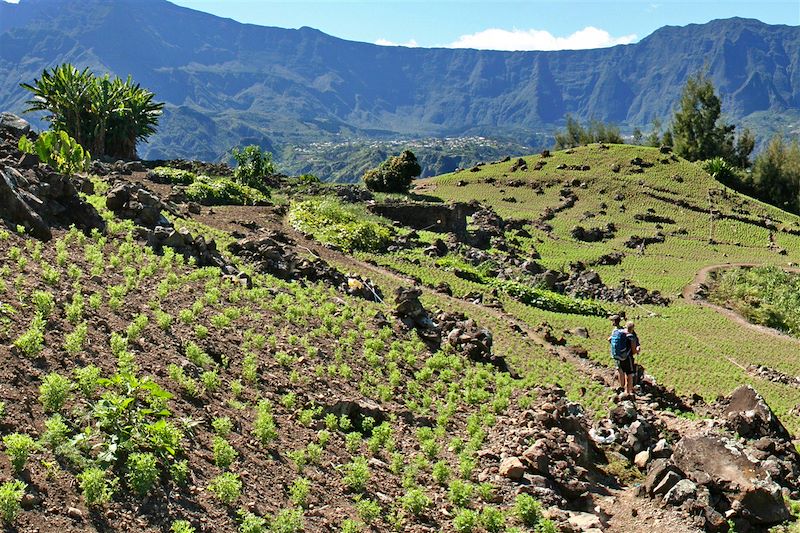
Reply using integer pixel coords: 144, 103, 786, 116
161, 0, 800, 51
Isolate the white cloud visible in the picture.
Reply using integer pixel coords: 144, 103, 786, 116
2, 0, 21, 3
374, 38, 419, 48
447, 26, 637, 51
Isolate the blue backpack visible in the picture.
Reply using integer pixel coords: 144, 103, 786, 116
610, 329, 629, 360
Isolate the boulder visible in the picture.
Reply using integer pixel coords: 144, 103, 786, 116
0, 113, 31, 135
653, 470, 683, 497
673, 432, 789, 525
721, 385, 791, 441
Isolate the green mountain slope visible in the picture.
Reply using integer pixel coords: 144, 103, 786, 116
1, 0, 798, 172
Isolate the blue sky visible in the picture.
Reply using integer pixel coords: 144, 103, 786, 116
167, 0, 800, 50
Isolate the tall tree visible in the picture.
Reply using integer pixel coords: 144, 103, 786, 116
751, 135, 800, 212
671, 73, 735, 162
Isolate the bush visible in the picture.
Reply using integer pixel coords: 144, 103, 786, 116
151, 166, 196, 184
0, 480, 26, 523
703, 157, 738, 184
362, 150, 421, 193
288, 198, 393, 252
18, 129, 91, 176
185, 176, 268, 206
126, 452, 159, 496
231, 145, 274, 192
213, 436, 238, 468
3, 434, 37, 473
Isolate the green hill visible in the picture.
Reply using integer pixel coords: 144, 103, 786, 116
364, 143, 800, 432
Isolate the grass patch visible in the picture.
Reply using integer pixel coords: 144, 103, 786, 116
288, 198, 394, 252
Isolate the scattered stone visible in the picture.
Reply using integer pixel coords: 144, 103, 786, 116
663, 479, 697, 506
499, 457, 526, 480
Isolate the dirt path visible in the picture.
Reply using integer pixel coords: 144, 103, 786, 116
683, 262, 800, 343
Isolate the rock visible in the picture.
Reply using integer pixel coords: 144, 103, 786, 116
0, 113, 31, 135
634, 450, 650, 469
653, 470, 683, 497
664, 478, 697, 506
67, 507, 83, 520
499, 457, 526, 480
721, 385, 791, 440
522, 440, 550, 474
610, 401, 637, 426
651, 438, 673, 459
673, 432, 790, 525
567, 512, 603, 531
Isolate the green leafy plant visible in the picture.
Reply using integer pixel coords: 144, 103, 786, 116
126, 452, 159, 496
513, 494, 543, 527
453, 508, 479, 533
231, 145, 274, 192
288, 198, 393, 252
213, 436, 238, 468
185, 176, 267, 206
400, 487, 432, 517
78, 466, 116, 506
270, 508, 303, 533
253, 400, 277, 445
208, 472, 242, 505
18, 129, 90, 176
3, 434, 37, 473
289, 477, 311, 508
237, 509, 267, 533
151, 166, 196, 185
0, 480, 26, 523
39, 372, 73, 413
170, 520, 196, 533
342, 456, 370, 492
21, 63, 163, 159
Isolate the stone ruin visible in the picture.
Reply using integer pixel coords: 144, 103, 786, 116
0, 113, 105, 240
367, 200, 474, 239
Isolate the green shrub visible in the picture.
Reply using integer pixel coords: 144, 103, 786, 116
18, 129, 90, 176
208, 472, 242, 505
126, 452, 159, 496
74, 364, 102, 396
14, 314, 45, 357
231, 145, 274, 192
703, 157, 738, 183
0, 480, 26, 523
185, 176, 268, 206
151, 166, 196, 184
39, 372, 73, 413
448, 479, 473, 507
31, 290, 55, 317
355, 497, 381, 524
253, 400, 277, 445
289, 477, 311, 507
288, 198, 393, 252
3, 433, 36, 472
41, 414, 70, 450
212, 416, 233, 437
362, 150, 420, 193
480, 506, 506, 532
78, 466, 116, 506
340, 519, 363, 533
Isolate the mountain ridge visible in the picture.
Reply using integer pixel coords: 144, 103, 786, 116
0, 1, 798, 173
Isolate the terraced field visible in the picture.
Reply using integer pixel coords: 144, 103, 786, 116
373, 144, 800, 433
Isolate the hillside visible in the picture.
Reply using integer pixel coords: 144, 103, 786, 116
1, 0, 799, 170
5, 109, 800, 531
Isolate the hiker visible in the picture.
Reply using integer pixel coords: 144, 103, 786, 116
609, 316, 636, 397
625, 320, 641, 386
